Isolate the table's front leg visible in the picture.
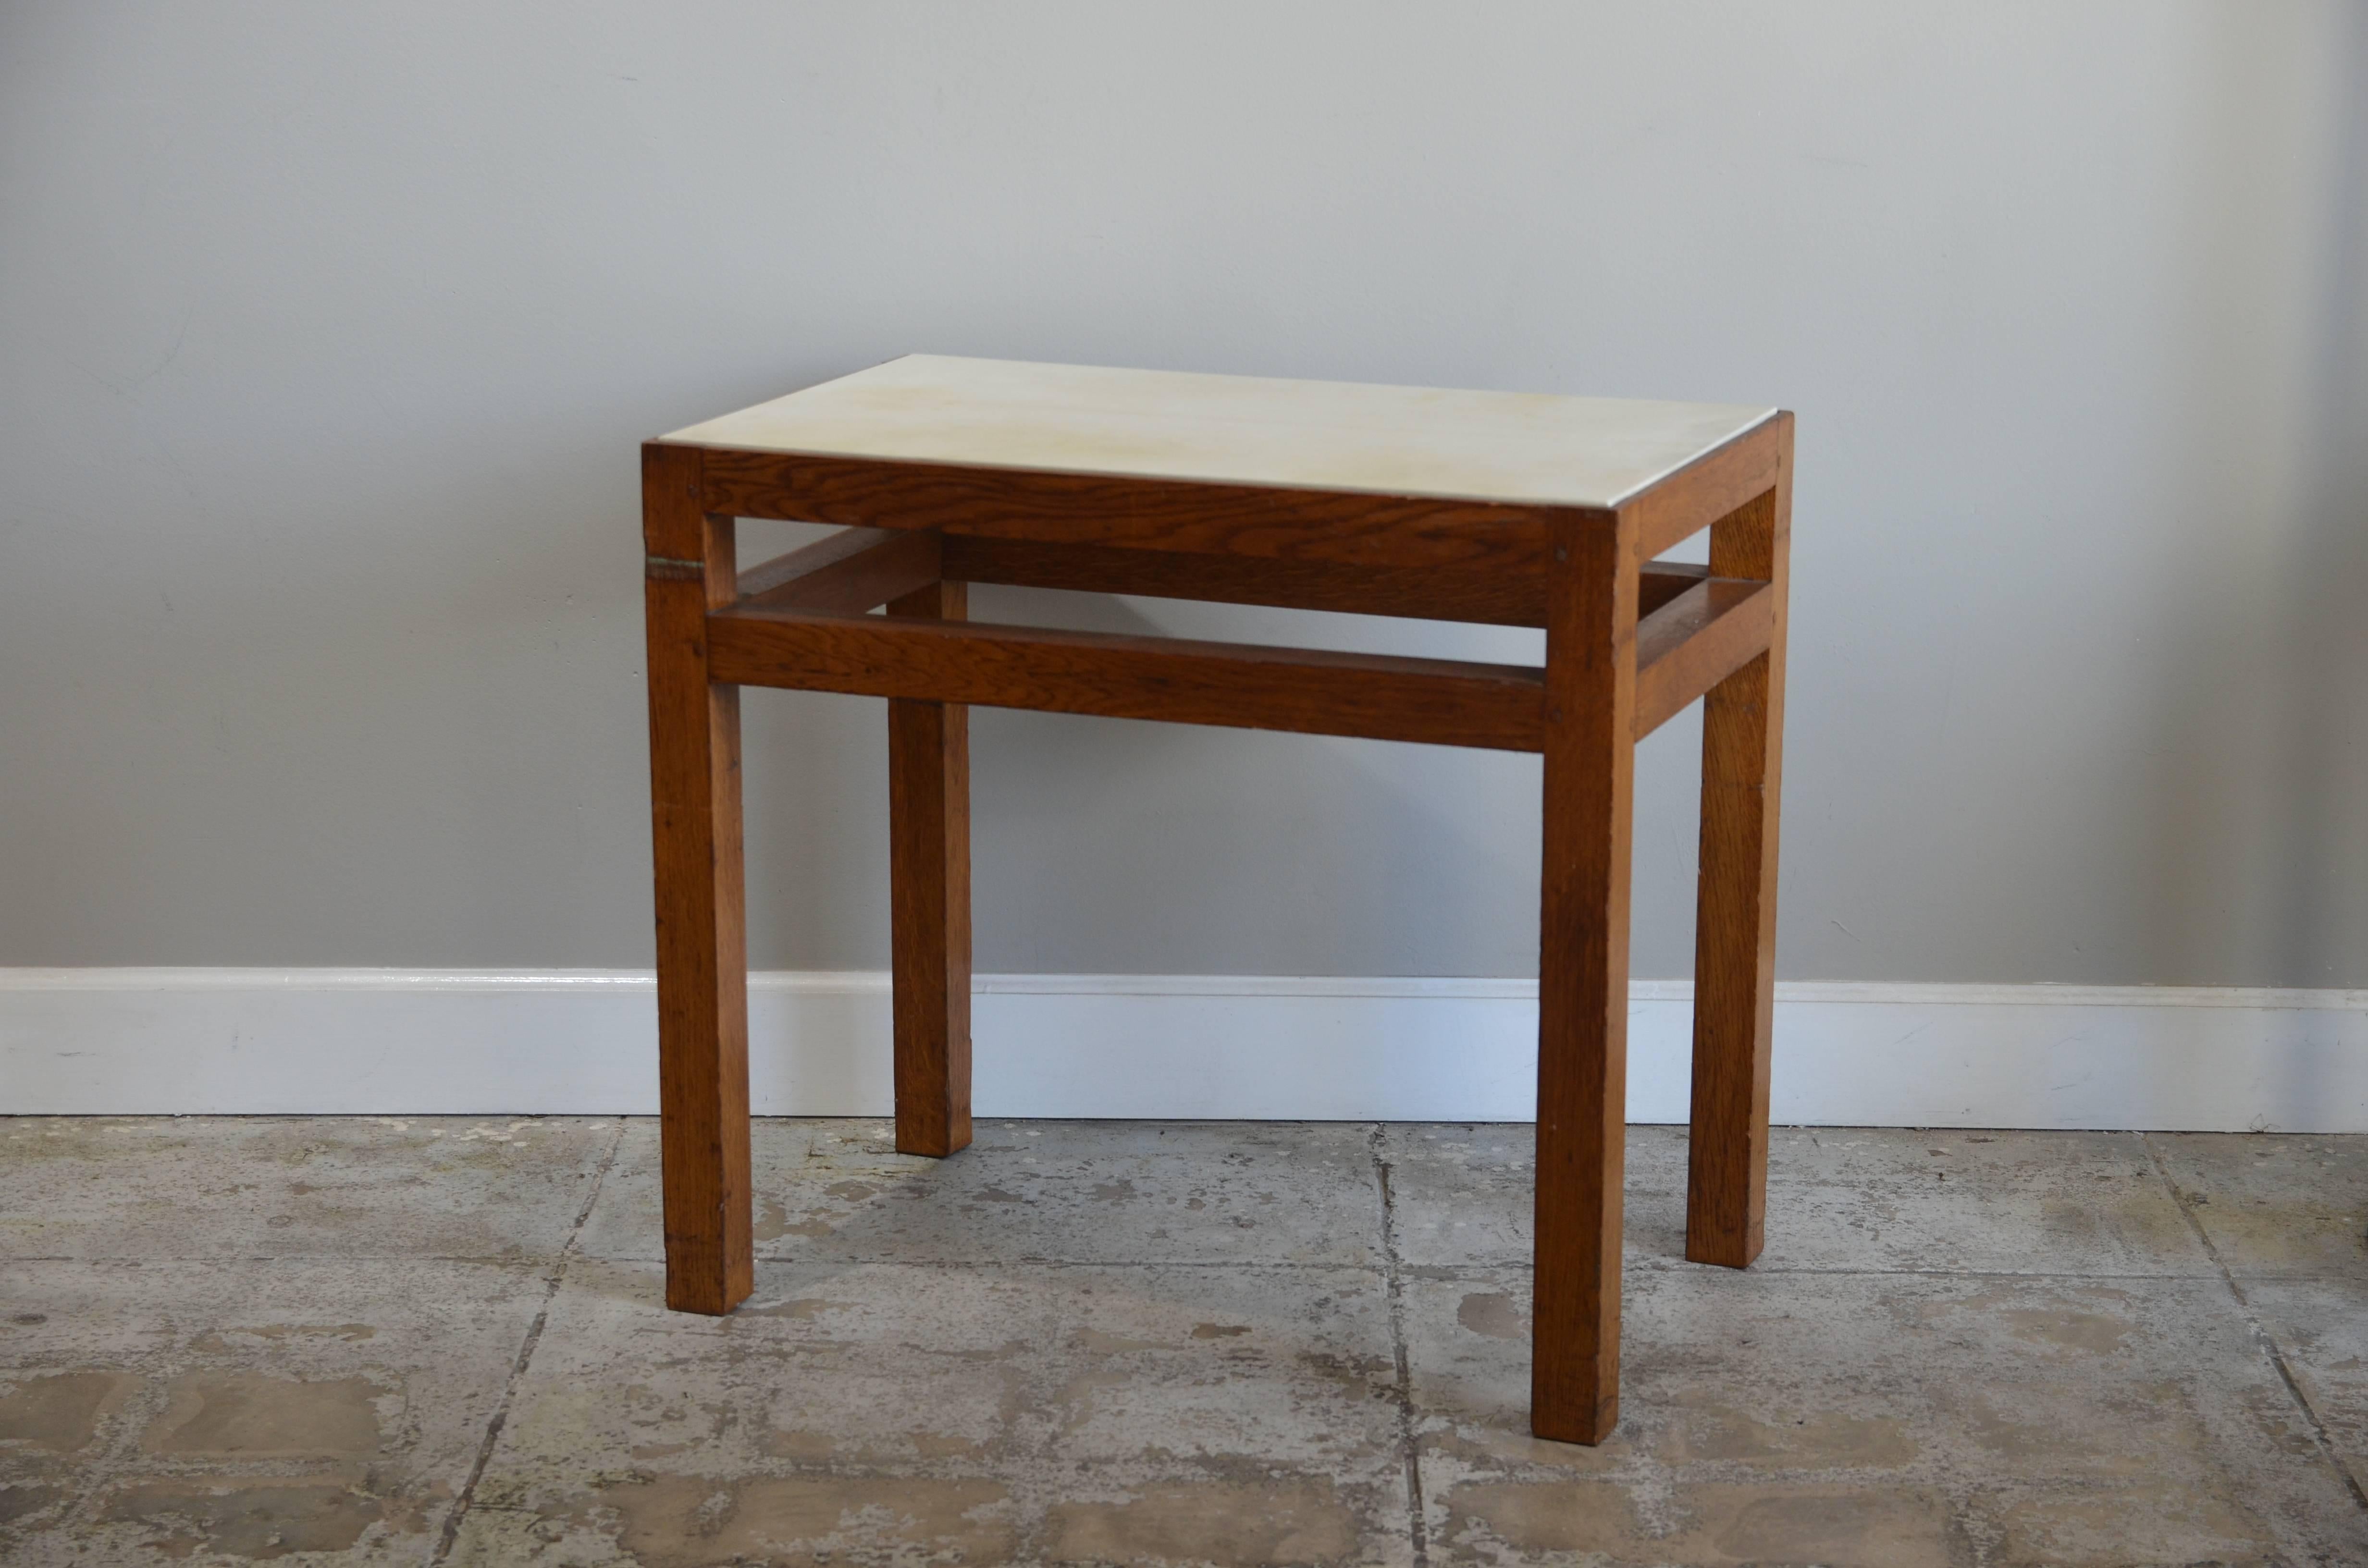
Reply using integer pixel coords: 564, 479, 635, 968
1532, 516, 1640, 1445
887, 576, 973, 1157
642, 444, 753, 1315
1686, 433, 1791, 1270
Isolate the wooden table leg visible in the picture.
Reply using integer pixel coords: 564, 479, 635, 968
643, 444, 754, 1315
1686, 421, 1792, 1269
888, 576, 973, 1157
1531, 516, 1640, 1445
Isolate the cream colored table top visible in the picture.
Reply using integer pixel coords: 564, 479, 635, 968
663, 355, 1774, 510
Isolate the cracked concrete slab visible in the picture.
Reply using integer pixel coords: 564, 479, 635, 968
4, 1116, 2363, 1565
448, 1255, 1412, 1566
580, 1118, 1387, 1268
0, 1116, 620, 1263
0, 1257, 548, 1566
1401, 1263, 2368, 1565
1380, 1124, 2212, 1277
2149, 1131, 2368, 1281
2245, 1278, 2368, 1502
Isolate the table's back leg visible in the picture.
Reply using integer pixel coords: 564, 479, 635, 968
888, 577, 974, 1157
1685, 437, 1792, 1269
643, 444, 754, 1314
1531, 517, 1640, 1445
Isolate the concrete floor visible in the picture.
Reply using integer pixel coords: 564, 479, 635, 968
1, 1119, 2365, 1566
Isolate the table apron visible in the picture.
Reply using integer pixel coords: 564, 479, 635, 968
722, 527, 1714, 629
702, 572, 1774, 750
706, 607, 1550, 752
701, 448, 1574, 573
1633, 578, 1777, 739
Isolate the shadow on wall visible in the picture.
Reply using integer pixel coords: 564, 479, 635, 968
2274, 7, 2368, 989
2144, 11, 2368, 995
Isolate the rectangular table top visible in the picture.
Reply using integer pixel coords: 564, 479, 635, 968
662, 355, 1774, 511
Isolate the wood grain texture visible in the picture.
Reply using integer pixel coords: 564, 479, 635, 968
887, 578, 973, 1158
1623, 418, 1784, 561
1631, 578, 1776, 739
1530, 511, 1640, 1445
1638, 561, 1710, 618
1686, 412, 1793, 1270
702, 448, 1581, 572
943, 533, 1708, 627
736, 526, 941, 613
707, 607, 1548, 752
641, 442, 753, 1316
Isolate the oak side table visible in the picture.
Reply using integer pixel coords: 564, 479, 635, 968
641, 355, 1790, 1444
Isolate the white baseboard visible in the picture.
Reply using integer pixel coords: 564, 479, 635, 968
2, 970, 2364, 1131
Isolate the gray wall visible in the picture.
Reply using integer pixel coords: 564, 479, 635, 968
4, 2, 2364, 985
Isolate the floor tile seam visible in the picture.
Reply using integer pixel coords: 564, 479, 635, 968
52, 1456, 392, 1483
1395, 1445, 1973, 1492
37, 1327, 239, 1537
1393, 1261, 2234, 1280
447, 1472, 1425, 1559
9, 1251, 2299, 1280
1398, 1437, 2362, 1531
725, 1255, 1395, 1272
40, 1398, 159, 1536
0, 1254, 577, 1267
1701, 1263, 2228, 1280
429, 1119, 624, 1565
456, 1453, 1415, 1488
1366, 1125, 1431, 1568
2141, 1132, 2368, 1519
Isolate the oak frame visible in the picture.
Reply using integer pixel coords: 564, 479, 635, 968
642, 411, 1792, 1445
